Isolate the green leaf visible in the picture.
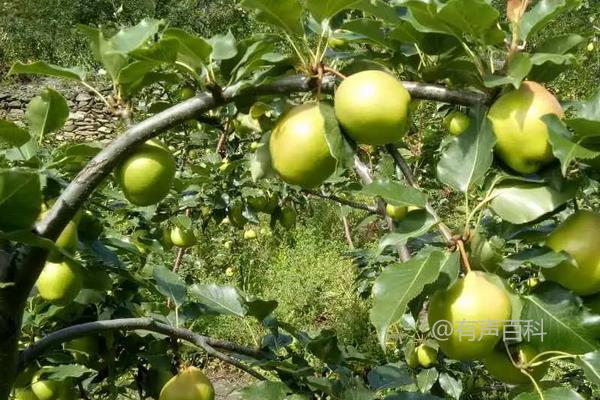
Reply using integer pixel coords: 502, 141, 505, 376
483, 53, 532, 88
567, 91, 600, 138
153, 266, 187, 307
320, 103, 354, 170
521, 284, 598, 354
130, 37, 179, 63
377, 210, 437, 255
110, 18, 164, 54
240, 0, 304, 36
79, 25, 129, 81
437, 112, 496, 192
535, 34, 584, 54
489, 180, 579, 224
163, 28, 212, 72
400, 0, 503, 44
416, 369, 438, 393
360, 181, 427, 207
307, 0, 363, 21
370, 250, 455, 348
26, 88, 69, 141
9, 61, 85, 81
0, 120, 30, 147
355, 0, 399, 25
249, 132, 275, 181
237, 381, 291, 400
577, 351, 600, 386
306, 329, 343, 364
209, 31, 238, 60
40, 364, 95, 380
519, 0, 581, 41
436, 0, 503, 44
500, 247, 571, 272
528, 52, 577, 82
367, 364, 412, 391
513, 386, 585, 400
189, 284, 246, 316
438, 373, 462, 400
545, 114, 599, 175
0, 170, 42, 232
342, 19, 389, 47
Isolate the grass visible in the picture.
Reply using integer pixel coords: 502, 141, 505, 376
185, 202, 378, 356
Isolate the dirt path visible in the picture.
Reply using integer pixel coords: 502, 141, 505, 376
205, 363, 252, 399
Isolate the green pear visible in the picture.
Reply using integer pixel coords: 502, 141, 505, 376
269, 103, 336, 188
543, 210, 600, 295
36, 260, 82, 305
488, 81, 564, 174
116, 140, 176, 206
482, 344, 548, 385
335, 70, 411, 145
444, 111, 470, 136
386, 204, 408, 221
159, 366, 214, 400
428, 271, 512, 360
170, 226, 196, 248
416, 344, 437, 368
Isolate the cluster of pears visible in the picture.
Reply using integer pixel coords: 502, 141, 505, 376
225, 192, 297, 231
427, 271, 547, 384
269, 70, 411, 188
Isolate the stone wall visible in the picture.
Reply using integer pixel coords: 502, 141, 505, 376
0, 78, 117, 143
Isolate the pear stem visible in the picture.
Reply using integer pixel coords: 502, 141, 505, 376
323, 66, 347, 80
456, 239, 472, 274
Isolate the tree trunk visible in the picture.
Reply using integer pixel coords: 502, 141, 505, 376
0, 302, 23, 399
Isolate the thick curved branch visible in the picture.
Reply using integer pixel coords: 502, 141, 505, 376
18, 318, 266, 380
385, 145, 454, 244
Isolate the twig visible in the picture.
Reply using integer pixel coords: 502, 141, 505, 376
354, 156, 411, 262
17, 318, 265, 380
323, 66, 347, 80
385, 145, 454, 245
303, 190, 378, 214
455, 239, 472, 274
342, 216, 355, 249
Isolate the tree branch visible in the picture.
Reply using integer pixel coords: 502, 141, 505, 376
18, 318, 266, 380
353, 157, 411, 262
303, 190, 378, 214
384, 145, 454, 244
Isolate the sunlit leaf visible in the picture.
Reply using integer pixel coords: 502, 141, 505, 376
371, 250, 456, 348
9, 61, 85, 81
26, 88, 69, 141
153, 266, 187, 307
545, 114, 599, 175
307, 0, 363, 21
437, 111, 496, 192
0, 169, 41, 232
240, 0, 304, 36
189, 284, 246, 316
0, 120, 30, 147
360, 181, 427, 207
489, 180, 579, 224
521, 283, 598, 354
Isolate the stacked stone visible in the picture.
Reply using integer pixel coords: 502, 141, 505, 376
0, 80, 117, 143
